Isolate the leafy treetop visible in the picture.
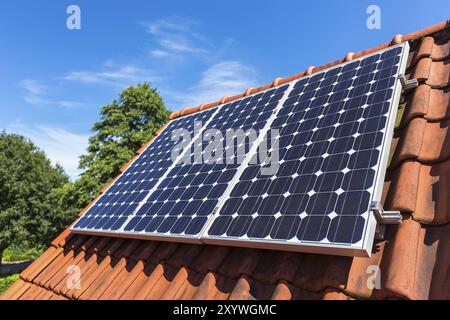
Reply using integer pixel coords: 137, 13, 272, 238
0, 132, 73, 269
74, 83, 170, 207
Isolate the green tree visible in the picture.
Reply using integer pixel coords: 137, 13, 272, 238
75, 83, 169, 208
0, 132, 74, 271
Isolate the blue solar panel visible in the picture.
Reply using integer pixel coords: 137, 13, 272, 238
72, 43, 408, 257
121, 84, 289, 238
203, 44, 408, 256
72, 108, 216, 232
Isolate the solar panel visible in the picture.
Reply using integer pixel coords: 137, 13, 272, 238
72, 107, 217, 233
72, 43, 408, 257
119, 84, 289, 240
202, 43, 409, 256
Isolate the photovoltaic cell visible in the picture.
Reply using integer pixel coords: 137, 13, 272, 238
121, 84, 289, 238
203, 44, 407, 255
72, 108, 216, 232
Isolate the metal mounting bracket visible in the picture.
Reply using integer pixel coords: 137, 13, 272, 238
371, 201, 402, 241
371, 201, 402, 224
399, 75, 419, 91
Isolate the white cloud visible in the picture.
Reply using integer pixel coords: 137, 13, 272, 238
147, 17, 192, 34
174, 61, 259, 107
6, 122, 89, 180
64, 65, 158, 87
20, 79, 47, 96
19, 78, 83, 108
145, 17, 210, 59
159, 38, 206, 54
57, 100, 85, 108
20, 79, 49, 105
143, 16, 259, 109
150, 50, 170, 58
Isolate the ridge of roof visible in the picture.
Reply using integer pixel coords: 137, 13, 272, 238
169, 19, 450, 120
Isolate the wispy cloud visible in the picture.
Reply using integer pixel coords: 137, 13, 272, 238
150, 50, 170, 58
57, 100, 85, 108
19, 79, 84, 108
142, 16, 259, 110
6, 122, 89, 180
174, 61, 259, 107
159, 38, 206, 54
147, 17, 192, 34
145, 16, 211, 59
20, 79, 49, 105
64, 65, 158, 87
20, 79, 47, 96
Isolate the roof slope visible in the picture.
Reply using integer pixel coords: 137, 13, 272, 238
2, 21, 450, 300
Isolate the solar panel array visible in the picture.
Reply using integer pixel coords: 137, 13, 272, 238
72, 43, 408, 256
204, 46, 404, 251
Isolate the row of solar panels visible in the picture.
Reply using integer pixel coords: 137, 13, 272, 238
72, 43, 409, 257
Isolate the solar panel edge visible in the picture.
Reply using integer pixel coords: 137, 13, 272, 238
370, 41, 410, 204
357, 41, 410, 255
201, 231, 373, 257
200, 43, 410, 257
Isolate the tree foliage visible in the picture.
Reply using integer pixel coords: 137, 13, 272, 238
74, 83, 170, 208
0, 82, 169, 271
0, 132, 75, 269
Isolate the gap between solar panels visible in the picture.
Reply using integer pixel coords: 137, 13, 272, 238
72, 42, 410, 257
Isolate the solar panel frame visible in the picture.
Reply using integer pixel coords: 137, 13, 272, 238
71, 43, 409, 257
201, 42, 409, 257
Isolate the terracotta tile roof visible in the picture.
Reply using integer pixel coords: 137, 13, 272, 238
1, 20, 449, 300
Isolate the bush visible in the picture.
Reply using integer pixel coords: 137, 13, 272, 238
0, 274, 19, 295
3, 246, 44, 262
0, 132, 75, 269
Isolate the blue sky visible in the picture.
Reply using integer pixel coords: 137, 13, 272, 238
1, 0, 448, 179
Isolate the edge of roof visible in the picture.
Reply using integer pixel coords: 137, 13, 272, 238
169, 19, 450, 120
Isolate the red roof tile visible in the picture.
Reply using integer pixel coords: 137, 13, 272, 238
1, 20, 450, 300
